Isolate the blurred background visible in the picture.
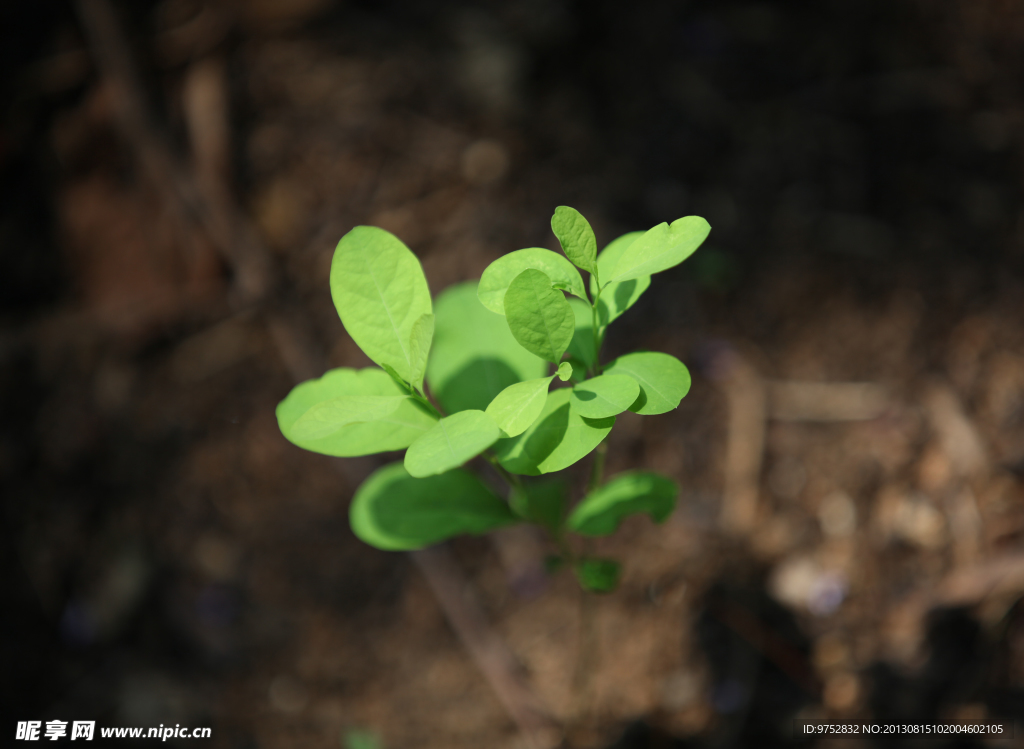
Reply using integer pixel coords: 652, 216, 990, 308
5, 0, 1024, 746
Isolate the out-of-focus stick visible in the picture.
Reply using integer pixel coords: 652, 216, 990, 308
412, 546, 561, 749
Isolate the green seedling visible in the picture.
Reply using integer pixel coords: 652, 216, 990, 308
277, 207, 709, 593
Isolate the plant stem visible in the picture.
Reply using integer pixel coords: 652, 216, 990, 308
587, 439, 609, 494
485, 452, 523, 494
411, 391, 443, 419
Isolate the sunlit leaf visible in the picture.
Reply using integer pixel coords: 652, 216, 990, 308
606, 216, 710, 285
478, 248, 587, 314
551, 205, 598, 276
567, 471, 678, 536
504, 269, 575, 364
493, 388, 614, 475
330, 226, 433, 384
570, 374, 640, 419
277, 368, 436, 457
427, 283, 546, 414
602, 351, 691, 415
350, 463, 518, 550
485, 376, 555, 438
404, 410, 502, 477
290, 395, 409, 440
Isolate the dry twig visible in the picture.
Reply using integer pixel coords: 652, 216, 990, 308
412, 547, 561, 749
717, 351, 766, 536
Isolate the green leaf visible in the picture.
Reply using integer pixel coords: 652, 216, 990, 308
477, 248, 588, 315
350, 463, 517, 550
574, 558, 621, 593
504, 269, 575, 364
590, 231, 651, 328
565, 297, 597, 368
343, 730, 381, 749
493, 388, 615, 475
551, 206, 598, 276
277, 368, 437, 457
606, 216, 710, 285
427, 283, 547, 414
509, 479, 567, 533
290, 395, 410, 440
330, 226, 433, 384
404, 410, 502, 477
568, 471, 679, 536
570, 374, 640, 419
602, 352, 691, 415
485, 376, 555, 438
408, 313, 434, 392
556, 361, 573, 381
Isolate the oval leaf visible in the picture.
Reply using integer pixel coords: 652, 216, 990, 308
404, 410, 502, 477
570, 374, 640, 419
590, 231, 650, 328
551, 206, 598, 276
350, 463, 518, 550
602, 352, 691, 415
290, 395, 409, 440
331, 226, 433, 384
574, 558, 621, 593
568, 471, 679, 536
427, 283, 547, 414
277, 368, 437, 456
478, 248, 588, 315
493, 388, 615, 475
504, 269, 575, 364
606, 216, 710, 285
556, 361, 573, 381
485, 376, 555, 438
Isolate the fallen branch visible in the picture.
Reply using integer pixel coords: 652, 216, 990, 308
412, 547, 561, 749
716, 350, 766, 536
765, 381, 889, 422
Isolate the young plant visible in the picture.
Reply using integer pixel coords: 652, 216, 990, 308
276, 207, 710, 592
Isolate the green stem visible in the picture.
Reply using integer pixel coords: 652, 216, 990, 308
411, 391, 443, 419
587, 439, 609, 494
485, 452, 523, 494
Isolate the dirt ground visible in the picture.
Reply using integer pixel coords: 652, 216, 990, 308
6, 1, 1024, 747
